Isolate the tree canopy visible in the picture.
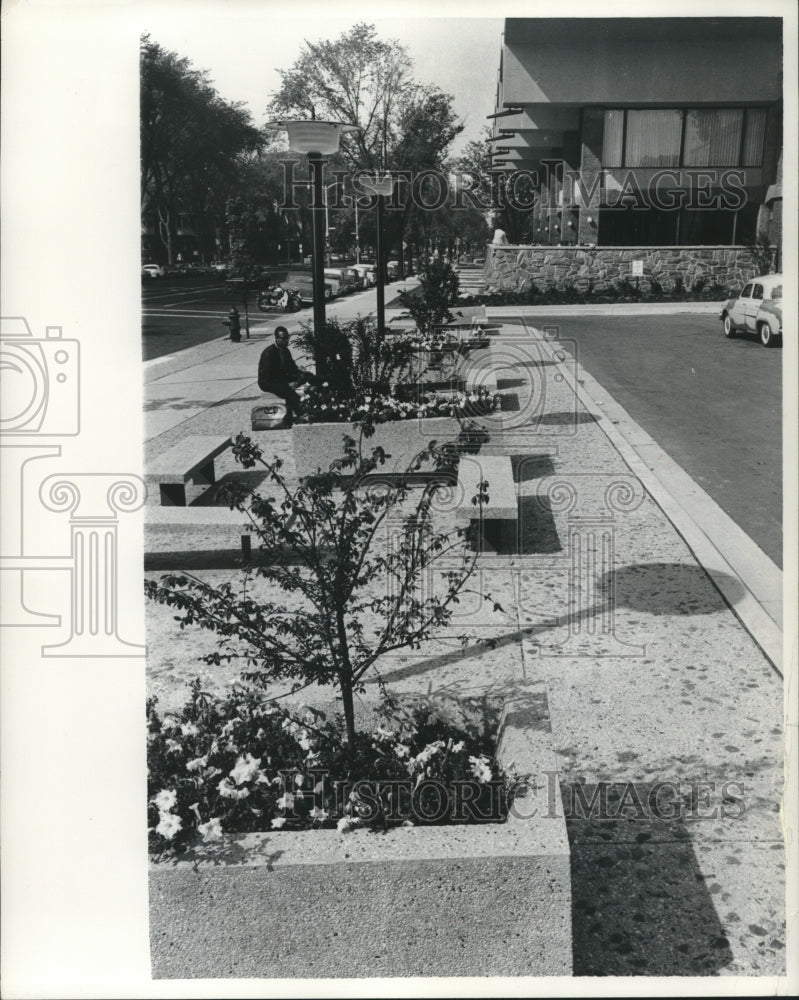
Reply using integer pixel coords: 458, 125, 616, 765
267, 23, 466, 262
140, 35, 263, 261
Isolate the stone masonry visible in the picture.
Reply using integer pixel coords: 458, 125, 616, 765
484, 245, 762, 296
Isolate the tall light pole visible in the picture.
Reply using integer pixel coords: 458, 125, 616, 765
266, 117, 359, 375
360, 174, 395, 339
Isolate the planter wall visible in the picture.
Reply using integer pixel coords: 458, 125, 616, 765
149, 689, 572, 979
484, 244, 760, 295
292, 416, 461, 478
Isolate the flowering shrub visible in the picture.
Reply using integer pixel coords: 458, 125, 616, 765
296, 384, 499, 425
148, 680, 514, 856
398, 257, 460, 334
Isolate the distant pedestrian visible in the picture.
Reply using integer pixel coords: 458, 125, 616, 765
257, 326, 316, 428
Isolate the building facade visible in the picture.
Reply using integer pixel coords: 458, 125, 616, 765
486, 17, 783, 292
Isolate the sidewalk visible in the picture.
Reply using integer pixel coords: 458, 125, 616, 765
143, 300, 785, 976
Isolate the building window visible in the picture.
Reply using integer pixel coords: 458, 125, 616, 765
742, 108, 767, 167
598, 204, 754, 247
625, 110, 682, 168
602, 110, 624, 167
602, 108, 767, 168
683, 109, 743, 166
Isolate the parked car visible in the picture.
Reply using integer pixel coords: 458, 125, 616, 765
340, 266, 363, 291
386, 261, 400, 280
720, 273, 783, 347
284, 272, 335, 303
141, 263, 165, 279
352, 264, 377, 287
323, 268, 352, 295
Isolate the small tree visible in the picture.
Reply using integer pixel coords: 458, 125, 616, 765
398, 256, 460, 335
742, 232, 775, 276
146, 433, 495, 752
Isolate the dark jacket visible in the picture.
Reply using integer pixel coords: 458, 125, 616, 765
258, 343, 301, 390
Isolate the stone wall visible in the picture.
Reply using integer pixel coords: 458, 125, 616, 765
485, 245, 762, 295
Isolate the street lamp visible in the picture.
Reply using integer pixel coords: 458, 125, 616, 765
266, 117, 359, 373
359, 174, 395, 339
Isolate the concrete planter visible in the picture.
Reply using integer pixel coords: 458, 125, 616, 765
292, 415, 461, 478
149, 691, 572, 979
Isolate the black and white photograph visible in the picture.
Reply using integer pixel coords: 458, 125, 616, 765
1, 0, 797, 995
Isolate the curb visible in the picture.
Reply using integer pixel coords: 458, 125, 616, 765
511, 318, 783, 675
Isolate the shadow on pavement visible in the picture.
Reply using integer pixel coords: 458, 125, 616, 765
537, 410, 596, 425
375, 562, 744, 684
607, 563, 746, 616
565, 781, 734, 975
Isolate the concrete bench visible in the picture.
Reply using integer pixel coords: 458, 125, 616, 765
455, 454, 518, 551
146, 436, 231, 506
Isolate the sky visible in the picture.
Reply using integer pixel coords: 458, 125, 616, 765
141, 11, 504, 156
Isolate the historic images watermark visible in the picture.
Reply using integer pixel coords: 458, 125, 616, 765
278, 160, 750, 214
272, 769, 748, 824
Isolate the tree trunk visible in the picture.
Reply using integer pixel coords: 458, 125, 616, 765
339, 671, 357, 751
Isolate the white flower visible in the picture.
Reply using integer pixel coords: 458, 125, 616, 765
218, 777, 249, 800
256, 769, 272, 784
153, 789, 177, 812
198, 817, 223, 843
186, 755, 208, 772
271, 816, 287, 829
394, 743, 411, 760
156, 812, 182, 840
451, 741, 464, 753
410, 741, 444, 771
276, 791, 294, 811
294, 773, 305, 788
337, 816, 361, 833
310, 806, 329, 822
469, 754, 493, 784
165, 739, 182, 754
229, 752, 261, 786
180, 722, 198, 737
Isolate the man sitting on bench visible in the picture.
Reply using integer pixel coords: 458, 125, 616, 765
257, 326, 318, 428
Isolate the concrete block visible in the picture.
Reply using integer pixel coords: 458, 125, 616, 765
456, 454, 518, 523
292, 416, 461, 478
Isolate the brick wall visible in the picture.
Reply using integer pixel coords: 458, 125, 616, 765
485, 245, 764, 295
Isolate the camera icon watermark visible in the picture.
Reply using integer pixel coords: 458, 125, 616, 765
0, 315, 144, 656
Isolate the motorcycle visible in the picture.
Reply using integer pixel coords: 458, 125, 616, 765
257, 283, 303, 313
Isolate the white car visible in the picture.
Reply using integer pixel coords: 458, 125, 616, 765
142, 264, 165, 279
721, 273, 783, 347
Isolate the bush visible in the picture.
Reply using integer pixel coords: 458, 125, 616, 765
743, 233, 776, 275
399, 257, 460, 334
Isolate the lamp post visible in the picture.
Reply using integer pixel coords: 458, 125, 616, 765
265, 118, 359, 375
360, 174, 395, 339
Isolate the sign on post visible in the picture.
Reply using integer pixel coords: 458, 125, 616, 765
631, 260, 644, 277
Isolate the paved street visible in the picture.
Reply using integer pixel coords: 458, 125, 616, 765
142, 273, 405, 362
142, 276, 280, 360
502, 313, 782, 567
